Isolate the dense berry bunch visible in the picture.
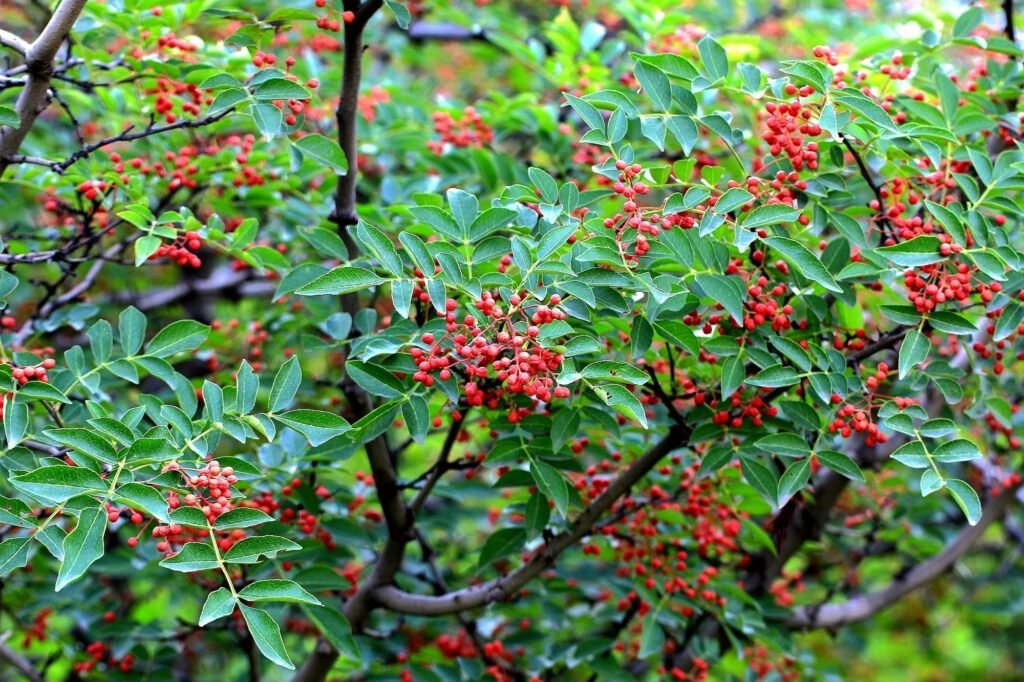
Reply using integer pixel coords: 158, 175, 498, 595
410, 294, 570, 416
151, 231, 204, 268
428, 106, 494, 152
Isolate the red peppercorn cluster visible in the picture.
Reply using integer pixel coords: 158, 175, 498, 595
604, 160, 659, 257
428, 106, 494, 153
812, 45, 840, 66
743, 644, 802, 682
647, 23, 705, 55
104, 500, 144, 526
760, 86, 822, 172
903, 263, 997, 314
74, 641, 134, 674
828, 393, 916, 445
11, 358, 55, 385
21, 608, 52, 648
410, 294, 570, 417
151, 230, 204, 268
314, 0, 355, 31
76, 179, 108, 201
359, 85, 391, 123
148, 77, 206, 124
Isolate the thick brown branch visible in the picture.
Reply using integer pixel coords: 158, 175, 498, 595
372, 424, 689, 616
788, 482, 1020, 629
0, 0, 89, 177
0, 633, 43, 682
0, 30, 30, 57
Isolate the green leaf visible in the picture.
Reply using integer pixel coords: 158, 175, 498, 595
296, 267, 385, 296
525, 493, 550, 538
199, 587, 237, 626
223, 535, 302, 564
747, 365, 801, 388
240, 604, 294, 669
302, 605, 360, 661
635, 61, 672, 111
159, 542, 221, 572
741, 458, 778, 503
252, 103, 283, 139
816, 450, 864, 481
18, 381, 71, 404
763, 237, 842, 293
694, 274, 744, 323
238, 579, 321, 605
778, 458, 811, 504
274, 410, 351, 446
146, 320, 210, 358
666, 116, 698, 156
740, 204, 801, 228
891, 440, 930, 469
355, 221, 403, 276
721, 355, 745, 399
293, 134, 348, 173
268, 356, 300, 413
639, 613, 665, 658
470, 207, 517, 241
10, 466, 106, 504
924, 200, 966, 246
115, 483, 170, 523
952, 7, 983, 38
43, 428, 117, 465
898, 329, 929, 379
478, 527, 526, 568
865, 212, 931, 259
55, 507, 107, 591
563, 93, 606, 133
530, 459, 570, 519
528, 167, 558, 202
346, 361, 404, 398
932, 439, 981, 463
653, 320, 700, 355
447, 188, 479, 235
714, 188, 755, 214
408, 206, 462, 241
214, 508, 275, 530
832, 88, 898, 133
384, 0, 411, 28
119, 306, 147, 356
580, 361, 649, 385
697, 35, 728, 80
253, 78, 310, 101
4, 396, 28, 448
755, 433, 810, 457
0, 538, 31, 577
236, 360, 259, 414
134, 235, 162, 266
946, 479, 981, 525
123, 438, 179, 463
593, 383, 648, 428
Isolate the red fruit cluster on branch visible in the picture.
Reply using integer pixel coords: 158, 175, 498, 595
604, 160, 658, 256
410, 294, 570, 416
758, 86, 822, 172
151, 231, 204, 268
428, 106, 494, 153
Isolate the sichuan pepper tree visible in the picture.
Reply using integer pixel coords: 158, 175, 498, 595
0, 0, 1023, 680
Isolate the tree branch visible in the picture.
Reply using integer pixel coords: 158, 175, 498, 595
788, 481, 1020, 629
0, 632, 43, 682
372, 424, 690, 616
0, 0, 89, 177
3, 108, 234, 174
0, 30, 30, 57
330, 0, 383, 231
